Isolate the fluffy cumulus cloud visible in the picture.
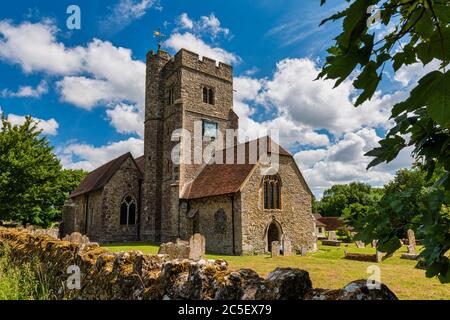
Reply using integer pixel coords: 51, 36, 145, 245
106, 104, 144, 137
99, 0, 161, 35
164, 32, 238, 65
58, 137, 144, 171
0, 20, 83, 74
0, 20, 145, 136
1, 80, 48, 98
233, 58, 416, 197
165, 13, 237, 65
394, 59, 441, 87
176, 12, 230, 39
0, 107, 59, 136
259, 58, 406, 135
294, 128, 414, 197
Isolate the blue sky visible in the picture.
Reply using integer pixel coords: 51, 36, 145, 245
1, 0, 428, 197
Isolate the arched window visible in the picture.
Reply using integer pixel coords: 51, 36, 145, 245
120, 196, 137, 226
202, 87, 215, 105
208, 88, 215, 105
203, 87, 208, 103
263, 175, 281, 210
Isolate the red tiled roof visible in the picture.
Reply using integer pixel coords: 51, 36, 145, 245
181, 137, 294, 200
70, 153, 143, 198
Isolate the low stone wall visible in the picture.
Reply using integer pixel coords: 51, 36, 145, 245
0, 228, 398, 300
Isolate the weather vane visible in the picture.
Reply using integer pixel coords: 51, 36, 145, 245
153, 29, 167, 50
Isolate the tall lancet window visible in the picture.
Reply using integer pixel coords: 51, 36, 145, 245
263, 175, 281, 210
120, 195, 136, 225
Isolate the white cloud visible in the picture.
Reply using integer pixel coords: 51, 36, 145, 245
1, 80, 48, 98
57, 39, 146, 109
58, 137, 144, 171
0, 107, 59, 136
259, 58, 407, 136
294, 128, 414, 198
106, 103, 144, 137
99, 0, 161, 34
176, 13, 230, 40
394, 59, 441, 87
164, 32, 239, 65
0, 20, 83, 74
178, 13, 193, 30
0, 21, 146, 111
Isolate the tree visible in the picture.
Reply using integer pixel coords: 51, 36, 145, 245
318, 182, 381, 216
320, 0, 449, 282
0, 116, 86, 227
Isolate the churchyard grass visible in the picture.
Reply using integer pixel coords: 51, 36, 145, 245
102, 242, 450, 300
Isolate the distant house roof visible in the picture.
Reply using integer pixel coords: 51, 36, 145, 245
316, 217, 344, 231
70, 153, 143, 198
181, 137, 311, 200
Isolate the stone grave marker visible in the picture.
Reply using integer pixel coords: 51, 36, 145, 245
328, 231, 337, 241
355, 241, 365, 249
282, 239, 292, 256
271, 241, 281, 257
407, 229, 416, 254
189, 233, 206, 261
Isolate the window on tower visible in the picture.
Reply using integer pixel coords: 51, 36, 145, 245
202, 86, 215, 105
167, 87, 174, 106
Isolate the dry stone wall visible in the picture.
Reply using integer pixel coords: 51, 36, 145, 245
0, 228, 398, 300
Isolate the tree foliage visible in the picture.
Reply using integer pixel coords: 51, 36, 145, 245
0, 116, 86, 227
320, 0, 449, 282
318, 182, 382, 216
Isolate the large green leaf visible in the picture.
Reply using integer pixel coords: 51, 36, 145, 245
427, 72, 450, 127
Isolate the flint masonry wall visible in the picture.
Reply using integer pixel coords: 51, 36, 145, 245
0, 228, 398, 300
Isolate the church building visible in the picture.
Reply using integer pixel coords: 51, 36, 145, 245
62, 48, 317, 255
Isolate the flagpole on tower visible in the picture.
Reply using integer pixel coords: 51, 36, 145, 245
153, 29, 167, 51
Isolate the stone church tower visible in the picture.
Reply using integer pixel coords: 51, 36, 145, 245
65, 48, 316, 255
141, 49, 239, 242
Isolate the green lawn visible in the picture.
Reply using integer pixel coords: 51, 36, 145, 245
102, 242, 450, 300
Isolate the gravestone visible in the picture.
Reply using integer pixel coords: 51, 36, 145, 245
355, 241, 365, 249
282, 239, 292, 256
407, 229, 416, 254
300, 246, 308, 256
376, 251, 383, 263
271, 241, 281, 257
371, 240, 378, 248
328, 231, 337, 241
158, 242, 190, 260
189, 233, 205, 261
62, 232, 90, 244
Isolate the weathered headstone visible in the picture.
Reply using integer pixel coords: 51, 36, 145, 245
158, 242, 190, 260
328, 231, 337, 241
282, 239, 292, 256
407, 229, 416, 254
271, 241, 280, 257
355, 241, 365, 249
189, 233, 205, 261
300, 246, 308, 256
371, 240, 378, 248
62, 232, 90, 244
376, 251, 383, 263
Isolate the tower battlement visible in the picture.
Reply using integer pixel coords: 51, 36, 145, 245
147, 48, 233, 83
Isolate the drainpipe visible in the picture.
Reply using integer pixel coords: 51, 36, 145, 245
84, 194, 90, 235
231, 194, 236, 256
137, 179, 142, 241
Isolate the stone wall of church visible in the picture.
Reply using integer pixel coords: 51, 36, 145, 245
100, 157, 142, 243
240, 156, 315, 254
188, 194, 241, 255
